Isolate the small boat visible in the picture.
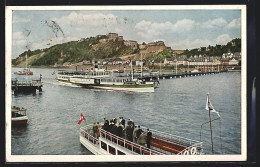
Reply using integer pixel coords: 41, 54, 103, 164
80, 120, 203, 155
14, 54, 33, 75
11, 106, 28, 125
14, 68, 33, 75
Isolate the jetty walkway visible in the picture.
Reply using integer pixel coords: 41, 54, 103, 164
12, 78, 43, 94
137, 71, 226, 81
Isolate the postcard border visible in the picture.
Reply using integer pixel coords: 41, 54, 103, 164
4, 4, 250, 164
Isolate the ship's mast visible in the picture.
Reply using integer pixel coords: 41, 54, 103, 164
26, 53, 28, 69
208, 93, 214, 154
176, 61, 177, 75
141, 52, 143, 78
130, 58, 133, 81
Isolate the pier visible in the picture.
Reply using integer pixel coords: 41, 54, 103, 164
137, 71, 226, 81
12, 78, 43, 94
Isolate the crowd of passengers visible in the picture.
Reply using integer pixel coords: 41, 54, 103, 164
92, 117, 152, 148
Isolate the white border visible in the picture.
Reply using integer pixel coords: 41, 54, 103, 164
5, 5, 247, 162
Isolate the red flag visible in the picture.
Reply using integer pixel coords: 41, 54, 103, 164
78, 113, 86, 125
129, 58, 132, 63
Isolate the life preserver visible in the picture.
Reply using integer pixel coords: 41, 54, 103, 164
190, 147, 197, 155
183, 150, 189, 155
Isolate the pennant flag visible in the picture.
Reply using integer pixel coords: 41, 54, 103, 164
205, 94, 220, 117
78, 113, 86, 125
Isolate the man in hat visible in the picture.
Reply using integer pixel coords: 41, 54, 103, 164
146, 129, 152, 149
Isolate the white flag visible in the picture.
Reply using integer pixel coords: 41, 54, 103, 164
206, 94, 220, 117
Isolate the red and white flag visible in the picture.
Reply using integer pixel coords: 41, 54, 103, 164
129, 58, 132, 64
78, 113, 86, 125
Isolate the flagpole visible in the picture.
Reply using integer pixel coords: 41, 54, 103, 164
131, 59, 133, 81
208, 93, 214, 154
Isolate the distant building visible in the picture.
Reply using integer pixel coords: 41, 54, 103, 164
135, 60, 144, 66
229, 58, 239, 65
99, 39, 108, 43
164, 58, 174, 65
107, 33, 118, 42
124, 40, 138, 50
147, 41, 165, 46
118, 36, 124, 42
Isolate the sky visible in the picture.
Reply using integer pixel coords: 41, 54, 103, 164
11, 8, 241, 59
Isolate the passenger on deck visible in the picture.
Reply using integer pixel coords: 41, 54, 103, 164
117, 122, 124, 137
132, 126, 138, 143
127, 119, 133, 127
146, 129, 152, 149
136, 125, 142, 139
137, 131, 147, 146
124, 124, 133, 141
114, 118, 117, 125
130, 124, 134, 142
93, 123, 98, 138
96, 122, 101, 138
112, 117, 116, 122
110, 122, 118, 136
103, 120, 110, 132
108, 120, 114, 132
121, 117, 125, 128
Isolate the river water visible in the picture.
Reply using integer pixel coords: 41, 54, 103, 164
11, 68, 241, 155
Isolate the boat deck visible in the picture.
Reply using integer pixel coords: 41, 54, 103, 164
80, 124, 203, 155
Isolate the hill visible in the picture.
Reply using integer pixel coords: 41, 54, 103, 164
12, 34, 241, 67
179, 38, 241, 57
12, 33, 172, 67
12, 35, 137, 67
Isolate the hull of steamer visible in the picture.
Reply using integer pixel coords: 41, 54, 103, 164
85, 85, 155, 93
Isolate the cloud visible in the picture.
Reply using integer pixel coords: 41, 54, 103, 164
172, 19, 196, 31
135, 20, 152, 31
227, 18, 241, 29
52, 12, 118, 28
12, 32, 26, 46
169, 39, 212, 50
202, 18, 227, 28
13, 16, 29, 23
215, 34, 232, 45
135, 19, 195, 33
135, 19, 196, 41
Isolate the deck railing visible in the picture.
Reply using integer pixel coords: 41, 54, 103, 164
80, 124, 203, 155
12, 80, 42, 87
80, 126, 99, 145
147, 128, 203, 155
148, 128, 201, 147
99, 128, 163, 155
